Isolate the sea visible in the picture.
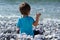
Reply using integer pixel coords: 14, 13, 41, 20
0, 0, 60, 19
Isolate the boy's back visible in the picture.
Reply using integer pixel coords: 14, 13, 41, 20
17, 16, 34, 36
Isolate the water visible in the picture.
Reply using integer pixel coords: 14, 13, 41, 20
0, 0, 60, 19
0, 16, 60, 40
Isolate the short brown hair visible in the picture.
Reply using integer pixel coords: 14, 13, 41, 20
19, 2, 31, 15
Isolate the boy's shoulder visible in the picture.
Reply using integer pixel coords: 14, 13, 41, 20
29, 16, 33, 18
18, 16, 33, 20
28, 16, 34, 20
17, 17, 22, 21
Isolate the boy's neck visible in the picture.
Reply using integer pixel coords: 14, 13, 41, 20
23, 15, 28, 17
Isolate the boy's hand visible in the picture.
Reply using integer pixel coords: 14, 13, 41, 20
33, 13, 41, 26
36, 12, 41, 18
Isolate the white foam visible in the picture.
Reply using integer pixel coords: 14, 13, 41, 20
0, 17, 60, 40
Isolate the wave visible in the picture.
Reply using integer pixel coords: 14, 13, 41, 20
0, 0, 60, 4
0, 0, 60, 2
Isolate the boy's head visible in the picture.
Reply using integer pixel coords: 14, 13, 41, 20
19, 2, 31, 15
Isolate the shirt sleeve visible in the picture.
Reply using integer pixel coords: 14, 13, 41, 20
16, 18, 21, 28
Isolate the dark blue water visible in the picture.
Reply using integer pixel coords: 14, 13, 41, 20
0, 0, 60, 19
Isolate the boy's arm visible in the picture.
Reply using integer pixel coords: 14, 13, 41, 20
16, 27, 20, 33
33, 13, 41, 26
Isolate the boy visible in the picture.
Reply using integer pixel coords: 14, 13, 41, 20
16, 2, 41, 37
